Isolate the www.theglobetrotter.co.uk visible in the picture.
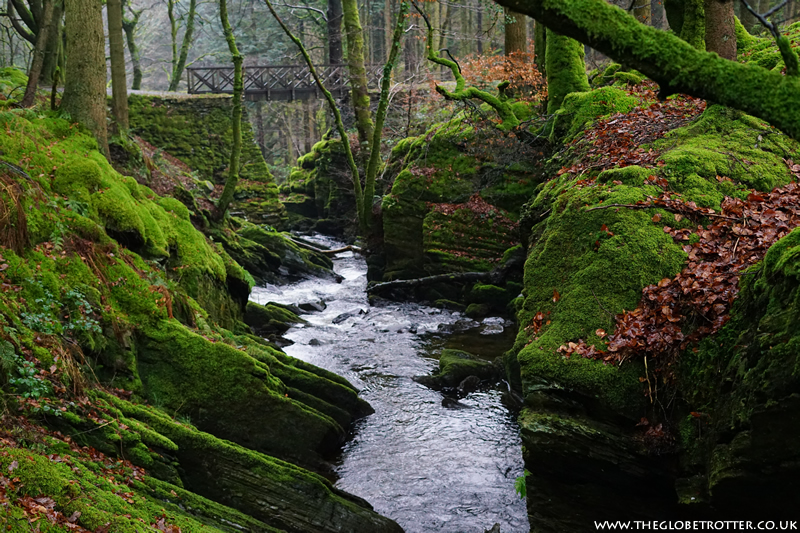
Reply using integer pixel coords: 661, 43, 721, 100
594, 521, 798, 531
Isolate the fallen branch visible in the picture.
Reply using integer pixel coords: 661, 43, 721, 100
367, 271, 494, 295
585, 203, 739, 221
289, 238, 361, 255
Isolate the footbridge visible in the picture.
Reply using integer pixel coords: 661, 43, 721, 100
186, 64, 387, 101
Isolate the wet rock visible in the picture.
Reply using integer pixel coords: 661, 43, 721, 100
437, 319, 480, 333
485, 525, 501, 533
465, 303, 490, 318
437, 350, 499, 387
408, 324, 418, 334
298, 300, 327, 312
332, 308, 368, 324
480, 324, 504, 335
434, 299, 466, 312
441, 396, 469, 409
244, 301, 305, 337
458, 375, 482, 394
308, 338, 322, 346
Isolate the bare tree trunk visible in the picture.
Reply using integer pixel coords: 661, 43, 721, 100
327, 0, 343, 64
476, 1, 483, 54
61, 0, 108, 155
384, 0, 392, 61
39, 0, 61, 84
107, 0, 129, 130
21, 0, 53, 106
168, 0, 196, 91
534, 18, 546, 78
704, 0, 735, 60
504, 8, 527, 54
634, 0, 652, 25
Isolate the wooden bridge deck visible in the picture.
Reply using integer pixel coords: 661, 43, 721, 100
186, 64, 387, 101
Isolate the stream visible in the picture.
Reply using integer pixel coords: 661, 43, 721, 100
250, 235, 530, 533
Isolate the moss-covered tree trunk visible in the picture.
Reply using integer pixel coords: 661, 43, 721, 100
492, 0, 800, 139
363, 0, 408, 230
545, 29, 589, 114
215, 0, 243, 220
504, 8, 527, 54
61, 0, 108, 155
681, 0, 705, 48
122, 3, 143, 90
39, 0, 62, 85
168, 0, 197, 92
704, 0, 735, 60
107, 0, 129, 131
634, 0, 652, 24
342, 0, 374, 150
21, 0, 53, 107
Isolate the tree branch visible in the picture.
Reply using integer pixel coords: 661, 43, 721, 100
277, 2, 327, 22
411, 0, 521, 131
491, 0, 800, 139
739, 0, 798, 76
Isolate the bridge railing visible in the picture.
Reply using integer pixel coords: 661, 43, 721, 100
187, 64, 387, 101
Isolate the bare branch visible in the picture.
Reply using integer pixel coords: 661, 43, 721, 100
277, 2, 327, 21
739, 0, 798, 76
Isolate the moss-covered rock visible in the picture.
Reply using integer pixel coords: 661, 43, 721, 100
674, 227, 800, 515
416, 349, 501, 390
381, 118, 540, 281
245, 301, 304, 337
128, 95, 286, 228
136, 320, 345, 469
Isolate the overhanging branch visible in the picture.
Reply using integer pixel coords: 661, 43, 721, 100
491, 0, 800, 139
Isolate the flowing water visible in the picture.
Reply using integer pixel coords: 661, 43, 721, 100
250, 235, 529, 533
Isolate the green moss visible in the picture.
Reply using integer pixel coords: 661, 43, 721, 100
655, 105, 798, 201
551, 86, 638, 142
136, 320, 345, 465
545, 30, 591, 114
436, 349, 498, 386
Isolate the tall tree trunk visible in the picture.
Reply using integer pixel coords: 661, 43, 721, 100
634, 0, 652, 24
167, 0, 196, 92
107, 0, 129, 131
341, 0, 374, 150
61, 0, 108, 155
704, 0, 735, 60
21, 0, 53, 106
476, 1, 483, 54
122, 6, 143, 90
681, 0, 705, 49
504, 8, 527, 54
39, 0, 61, 84
384, 0, 392, 61
534, 18, 546, 77
545, 28, 589, 114
327, 0, 343, 64
215, 0, 243, 220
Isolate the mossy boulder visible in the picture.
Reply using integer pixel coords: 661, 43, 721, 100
281, 139, 357, 235
381, 118, 539, 281
245, 301, 304, 337
416, 349, 501, 390
136, 320, 346, 469
550, 86, 638, 142
674, 227, 800, 514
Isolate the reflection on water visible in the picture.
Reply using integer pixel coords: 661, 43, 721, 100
250, 235, 529, 533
